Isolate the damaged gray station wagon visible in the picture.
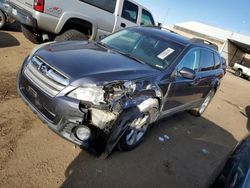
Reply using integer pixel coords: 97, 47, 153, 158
17, 27, 224, 157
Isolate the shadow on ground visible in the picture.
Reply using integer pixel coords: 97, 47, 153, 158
60, 112, 237, 188
245, 106, 250, 131
1, 22, 21, 32
0, 31, 20, 48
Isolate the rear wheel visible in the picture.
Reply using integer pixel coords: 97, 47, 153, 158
192, 89, 215, 117
0, 10, 6, 29
21, 25, 41, 44
54, 29, 88, 41
235, 69, 242, 77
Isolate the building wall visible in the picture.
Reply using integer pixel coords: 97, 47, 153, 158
221, 41, 245, 66
172, 25, 247, 67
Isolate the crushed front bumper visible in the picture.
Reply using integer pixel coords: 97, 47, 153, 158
16, 60, 95, 149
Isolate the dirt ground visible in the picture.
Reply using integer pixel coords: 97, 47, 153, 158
0, 23, 249, 188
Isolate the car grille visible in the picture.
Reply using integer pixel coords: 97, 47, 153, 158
24, 56, 69, 97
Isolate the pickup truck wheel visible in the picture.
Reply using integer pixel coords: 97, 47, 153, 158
21, 25, 41, 44
118, 112, 151, 151
0, 10, 6, 29
235, 69, 242, 77
192, 89, 215, 117
55, 30, 88, 41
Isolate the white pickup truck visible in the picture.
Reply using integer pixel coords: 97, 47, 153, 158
6, 0, 155, 43
233, 62, 250, 80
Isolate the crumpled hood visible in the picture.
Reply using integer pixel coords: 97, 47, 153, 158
35, 41, 159, 85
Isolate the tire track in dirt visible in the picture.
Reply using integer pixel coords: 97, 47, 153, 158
0, 72, 18, 103
0, 107, 34, 170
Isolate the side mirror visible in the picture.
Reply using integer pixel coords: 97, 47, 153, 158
179, 67, 196, 80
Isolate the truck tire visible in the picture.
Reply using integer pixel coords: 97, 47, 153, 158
0, 10, 6, 29
55, 29, 88, 41
21, 25, 40, 44
235, 69, 242, 77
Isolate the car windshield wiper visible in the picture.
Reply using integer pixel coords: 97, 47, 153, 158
114, 50, 147, 66
97, 42, 148, 66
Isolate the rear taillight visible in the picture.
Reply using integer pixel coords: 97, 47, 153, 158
34, 0, 45, 12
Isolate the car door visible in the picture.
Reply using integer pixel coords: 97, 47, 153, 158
194, 49, 216, 99
163, 48, 201, 112
140, 8, 155, 26
113, 0, 139, 32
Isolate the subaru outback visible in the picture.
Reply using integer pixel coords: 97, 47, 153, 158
17, 27, 224, 157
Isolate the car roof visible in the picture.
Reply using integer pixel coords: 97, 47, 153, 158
131, 27, 219, 51
131, 27, 190, 46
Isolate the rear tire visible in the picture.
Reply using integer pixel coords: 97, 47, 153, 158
54, 29, 88, 41
235, 69, 242, 77
0, 10, 6, 29
21, 25, 41, 44
192, 89, 215, 117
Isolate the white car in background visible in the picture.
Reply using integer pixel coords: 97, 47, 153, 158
233, 62, 250, 80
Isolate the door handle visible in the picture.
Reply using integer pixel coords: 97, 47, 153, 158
120, 23, 126, 28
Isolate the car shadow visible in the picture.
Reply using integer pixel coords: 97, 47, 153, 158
245, 106, 250, 131
0, 31, 20, 48
1, 22, 21, 32
60, 112, 237, 188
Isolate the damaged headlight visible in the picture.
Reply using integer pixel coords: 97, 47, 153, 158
68, 87, 105, 105
106, 81, 137, 101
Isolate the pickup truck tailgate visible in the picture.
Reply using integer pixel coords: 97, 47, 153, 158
10, 0, 34, 9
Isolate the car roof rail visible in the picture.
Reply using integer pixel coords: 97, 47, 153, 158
143, 24, 178, 34
190, 38, 218, 51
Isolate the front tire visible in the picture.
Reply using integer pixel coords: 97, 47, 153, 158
0, 10, 6, 29
118, 113, 151, 151
54, 29, 88, 41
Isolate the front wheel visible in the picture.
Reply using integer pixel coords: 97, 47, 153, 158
118, 113, 151, 151
0, 10, 6, 29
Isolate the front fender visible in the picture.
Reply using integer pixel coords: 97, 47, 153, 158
102, 97, 159, 158
102, 107, 141, 158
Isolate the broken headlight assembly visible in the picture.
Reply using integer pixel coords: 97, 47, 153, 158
67, 87, 106, 105
105, 81, 137, 101
67, 81, 137, 106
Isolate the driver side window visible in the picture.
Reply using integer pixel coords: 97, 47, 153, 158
177, 49, 200, 72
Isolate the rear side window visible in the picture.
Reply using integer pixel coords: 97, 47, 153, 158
141, 9, 155, 26
122, 0, 138, 23
214, 53, 221, 69
80, 0, 116, 13
200, 49, 215, 71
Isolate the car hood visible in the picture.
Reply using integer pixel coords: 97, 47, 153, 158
35, 41, 159, 86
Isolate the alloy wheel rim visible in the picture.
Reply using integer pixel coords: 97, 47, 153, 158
200, 95, 211, 114
126, 114, 149, 146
